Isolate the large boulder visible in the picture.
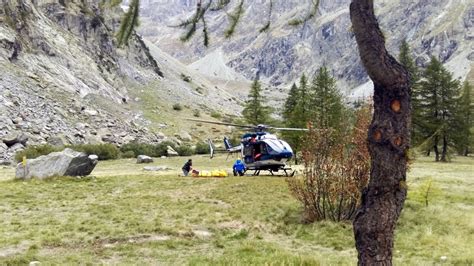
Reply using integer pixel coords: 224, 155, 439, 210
137, 155, 153, 164
176, 131, 192, 142
167, 146, 179, 157
3, 132, 28, 147
15, 148, 98, 180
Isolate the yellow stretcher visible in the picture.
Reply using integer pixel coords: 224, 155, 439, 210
192, 169, 228, 178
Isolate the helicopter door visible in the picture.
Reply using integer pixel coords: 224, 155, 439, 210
243, 145, 254, 164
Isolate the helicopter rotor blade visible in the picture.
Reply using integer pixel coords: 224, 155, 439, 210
269, 127, 309, 131
185, 118, 255, 129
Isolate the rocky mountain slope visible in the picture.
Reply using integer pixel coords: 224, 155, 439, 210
139, 0, 474, 96
0, 0, 242, 163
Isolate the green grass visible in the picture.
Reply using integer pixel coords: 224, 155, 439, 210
0, 156, 472, 264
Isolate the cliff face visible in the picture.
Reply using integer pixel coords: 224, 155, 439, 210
0, 0, 163, 154
139, 0, 473, 91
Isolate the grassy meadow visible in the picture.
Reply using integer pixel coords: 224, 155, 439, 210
0, 155, 472, 265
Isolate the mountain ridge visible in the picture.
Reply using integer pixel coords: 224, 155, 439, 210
139, 0, 473, 93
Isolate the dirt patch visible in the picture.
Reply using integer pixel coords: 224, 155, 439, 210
218, 220, 246, 230
97, 234, 172, 248
192, 230, 213, 239
0, 241, 30, 257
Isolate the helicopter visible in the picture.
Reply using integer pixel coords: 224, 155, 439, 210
187, 118, 308, 176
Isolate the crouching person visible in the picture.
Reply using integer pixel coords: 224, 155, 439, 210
233, 158, 245, 176
182, 159, 192, 176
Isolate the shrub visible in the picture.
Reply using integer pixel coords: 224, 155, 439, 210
120, 143, 155, 157
180, 73, 191, 82
120, 142, 177, 157
193, 109, 201, 117
195, 86, 204, 94
69, 144, 120, 160
121, 150, 135, 159
155, 141, 177, 157
194, 142, 209, 155
210, 111, 222, 119
286, 106, 371, 223
15, 144, 61, 162
176, 145, 193, 156
172, 103, 182, 111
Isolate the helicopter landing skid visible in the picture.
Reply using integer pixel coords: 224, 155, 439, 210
248, 167, 295, 177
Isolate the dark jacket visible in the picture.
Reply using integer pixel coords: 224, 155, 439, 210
182, 161, 192, 171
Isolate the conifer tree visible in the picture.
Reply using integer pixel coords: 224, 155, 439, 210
292, 74, 310, 127
283, 83, 299, 121
242, 78, 270, 124
310, 66, 345, 130
398, 40, 422, 145
454, 81, 473, 156
418, 57, 461, 161
282, 81, 305, 163
116, 0, 140, 47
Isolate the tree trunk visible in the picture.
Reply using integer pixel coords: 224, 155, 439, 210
350, 0, 410, 265
434, 136, 439, 162
441, 135, 448, 162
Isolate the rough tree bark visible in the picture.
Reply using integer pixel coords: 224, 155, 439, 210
350, 0, 410, 265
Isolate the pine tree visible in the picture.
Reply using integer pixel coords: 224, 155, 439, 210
418, 57, 461, 161
454, 81, 473, 156
398, 40, 422, 145
292, 74, 310, 127
310, 66, 345, 130
242, 78, 270, 124
282, 81, 305, 163
283, 83, 299, 121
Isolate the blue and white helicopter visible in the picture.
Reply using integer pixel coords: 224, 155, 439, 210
188, 119, 308, 176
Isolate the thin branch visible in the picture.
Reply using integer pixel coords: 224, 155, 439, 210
224, 0, 245, 38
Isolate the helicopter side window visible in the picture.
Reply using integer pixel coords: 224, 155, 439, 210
244, 146, 253, 156
260, 143, 267, 154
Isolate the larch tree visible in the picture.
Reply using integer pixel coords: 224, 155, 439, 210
310, 66, 346, 130
282, 82, 305, 163
283, 82, 299, 121
454, 81, 473, 156
292, 74, 311, 127
418, 57, 460, 162
242, 78, 270, 125
398, 40, 422, 147
116, 0, 414, 264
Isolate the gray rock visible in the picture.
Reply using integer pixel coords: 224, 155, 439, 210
137, 155, 153, 163
15, 148, 98, 180
143, 166, 170, 171
169, 137, 182, 146
3, 132, 28, 147
166, 146, 179, 157
0, 160, 11, 166
47, 134, 68, 147
155, 132, 166, 139
0, 115, 13, 129
0, 142, 7, 153
177, 130, 192, 142
9, 143, 24, 153
12, 117, 23, 124
84, 108, 98, 116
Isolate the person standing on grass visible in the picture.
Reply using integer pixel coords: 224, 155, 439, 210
182, 159, 192, 176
